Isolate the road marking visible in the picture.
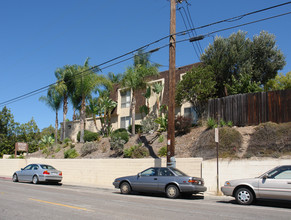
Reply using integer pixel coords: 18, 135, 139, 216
29, 198, 93, 212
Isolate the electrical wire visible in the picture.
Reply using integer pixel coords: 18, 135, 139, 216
0, 4, 290, 107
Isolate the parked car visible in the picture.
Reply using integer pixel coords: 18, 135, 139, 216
113, 167, 207, 199
221, 165, 291, 205
12, 164, 62, 184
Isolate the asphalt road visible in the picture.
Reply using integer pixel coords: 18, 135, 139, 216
0, 179, 291, 220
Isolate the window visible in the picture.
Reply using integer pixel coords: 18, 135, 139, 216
141, 168, 159, 176
120, 116, 131, 129
159, 168, 174, 176
121, 90, 131, 108
184, 107, 192, 118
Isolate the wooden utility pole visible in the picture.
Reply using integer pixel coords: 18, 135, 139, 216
167, 0, 176, 167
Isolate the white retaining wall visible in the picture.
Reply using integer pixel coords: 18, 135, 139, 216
1, 157, 290, 193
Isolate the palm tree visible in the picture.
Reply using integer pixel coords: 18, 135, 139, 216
54, 65, 75, 140
152, 82, 164, 117
98, 96, 117, 136
86, 97, 102, 132
121, 49, 160, 135
39, 85, 62, 145
72, 58, 107, 142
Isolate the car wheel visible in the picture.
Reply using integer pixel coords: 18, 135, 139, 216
120, 182, 131, 194
235, 187, 254, 205
166, 185, 180, 199
32, 175, 39, 184
12, 173, 18, 182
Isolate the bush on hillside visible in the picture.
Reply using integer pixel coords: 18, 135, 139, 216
127, 124, 143, 134
175, 116, 192, 135
192, 127, 242, 159
81, 142, 98, 156
64, 148, 79, 158
247, 122, 291, 158
77, 130, 100, 142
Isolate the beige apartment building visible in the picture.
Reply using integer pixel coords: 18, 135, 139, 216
62, 63, 199, 142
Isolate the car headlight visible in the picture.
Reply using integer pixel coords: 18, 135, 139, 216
224, 181, 231, 186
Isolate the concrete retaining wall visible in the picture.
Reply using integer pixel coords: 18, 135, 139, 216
1, 158, 290, 193
0, 158, 202, 189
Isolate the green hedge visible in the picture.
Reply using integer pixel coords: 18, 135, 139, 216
77, 130, 100, 142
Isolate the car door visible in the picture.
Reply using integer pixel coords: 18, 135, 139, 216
131, 168, 159, 192
258, 166, 291, 200
156, 168, 176, 192
18, 164, 33, 182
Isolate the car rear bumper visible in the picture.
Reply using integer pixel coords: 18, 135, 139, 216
179, 184, 207, 193
221, 186, 235, 196
39, 175, 62, 182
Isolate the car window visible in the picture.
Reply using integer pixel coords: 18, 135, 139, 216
23, 165, 33, 170
159, 168, 174, 176
169, 168, 188, 176
32, 165, 39, 170
40, 165, 56, 170
274, 170, 291, 179
141, 168, 158, 176
268, 166, 291, 179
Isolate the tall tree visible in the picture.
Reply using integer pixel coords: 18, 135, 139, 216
201, 31, 286, 97
0, 107, 19, 156
121, 49, 159, 135
72, 58, 107, 142
39, 85, 62, 145
176, 65, 217, 120
265, 71, 291, 91
54, 65, 75, 140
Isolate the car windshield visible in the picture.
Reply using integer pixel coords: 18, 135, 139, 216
169, 168, 188, 176
40, 165, 56, 170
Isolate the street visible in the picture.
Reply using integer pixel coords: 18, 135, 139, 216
0, 179, 291, 220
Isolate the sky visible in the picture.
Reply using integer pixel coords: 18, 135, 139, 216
0, 0, 290, 130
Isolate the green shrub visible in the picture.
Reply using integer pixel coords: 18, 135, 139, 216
111, 130, 129, 143
127, 124, 143, 134
158, 135, 164, 143
219, 119, 227, 127
175, 116, 192, 135
141, 112, 159, 133
64, 148, 79, 158
110, 136, 125, 155
227, 121, 233, 127
124, 144, 149, 158
207, 118, 217, 129
55, 145, 61, 153
77, 130, 100, 142
158, 146, 167, 157
63, 137, 71, 144
81, 142, 98, 156
112, 128, 127, 134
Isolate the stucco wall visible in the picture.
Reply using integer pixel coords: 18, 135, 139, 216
2, 158, 289, 193
0, 158, 202, 189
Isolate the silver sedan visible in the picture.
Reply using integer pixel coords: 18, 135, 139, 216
113, 167, 207, 199
221, 165, 291, 205
12, 164, 62, 184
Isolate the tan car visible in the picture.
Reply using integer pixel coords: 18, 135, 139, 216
221, 165, 291, 205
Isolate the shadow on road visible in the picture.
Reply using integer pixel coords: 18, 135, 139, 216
113, 191, 205, 200
217, 199, 291, 209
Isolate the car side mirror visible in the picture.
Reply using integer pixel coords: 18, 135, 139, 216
21, 168, 24, 171
137, 173, 141, 177
262, 174, 269, 179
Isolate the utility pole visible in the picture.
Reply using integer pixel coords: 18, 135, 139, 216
167, 0, 177, 167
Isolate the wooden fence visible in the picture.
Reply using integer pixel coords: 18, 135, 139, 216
208, 89, 291, 126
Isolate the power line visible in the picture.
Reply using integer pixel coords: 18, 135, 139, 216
0, 4, 290, 107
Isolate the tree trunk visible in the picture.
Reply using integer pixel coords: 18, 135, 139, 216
62, 95, 68, 141
80, 96, 86, 143
131, 91, 136, 135
55, 111, 58, 146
